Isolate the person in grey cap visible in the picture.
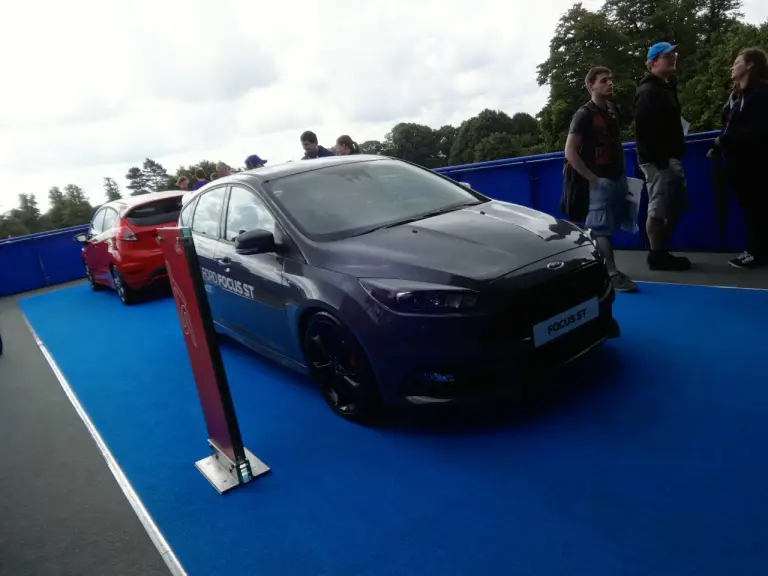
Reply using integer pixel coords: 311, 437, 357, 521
633, 41, 691, 271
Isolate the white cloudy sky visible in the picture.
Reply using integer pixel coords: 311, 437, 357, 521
0, 0, 766, 213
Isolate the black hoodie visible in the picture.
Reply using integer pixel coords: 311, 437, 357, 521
718, 80, 768, 171
632, 74, 686, 168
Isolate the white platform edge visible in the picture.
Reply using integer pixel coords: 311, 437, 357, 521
22, 314, 187, 576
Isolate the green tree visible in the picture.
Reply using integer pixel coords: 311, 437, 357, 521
0, 214, 30, 238
46, 186, 68, 229
63, 184, 93, 226
473, 133, 525, 162
509, 112, 540, 136
434, 125, 458, 163
360, 140, 388, 155
382, 123, 446, 168
450, 109, 529, 165
125, 166, 150, 195
9, 194, 42, 234
142, 158, 170, 192
536, 4, 636, 149
103, 177, 122, 202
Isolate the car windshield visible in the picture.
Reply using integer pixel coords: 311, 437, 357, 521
262, 159, 486, 241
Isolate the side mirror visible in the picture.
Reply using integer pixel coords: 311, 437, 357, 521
74, 233, 88, 243
235, 229, 275, 255
459, 181, 471, 188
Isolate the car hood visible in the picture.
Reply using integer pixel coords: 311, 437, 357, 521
315, 201, 594, 287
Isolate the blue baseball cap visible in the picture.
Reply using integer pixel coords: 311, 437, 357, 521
245, 154, 268, 168
647, 42, 677, 62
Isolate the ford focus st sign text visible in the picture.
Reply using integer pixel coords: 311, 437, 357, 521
533, 297, 600, 347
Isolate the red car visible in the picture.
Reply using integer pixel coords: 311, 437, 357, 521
74, 192, 184, 304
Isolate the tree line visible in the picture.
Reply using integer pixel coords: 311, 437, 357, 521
1, 0, 765, 239
0, 158, 237, 239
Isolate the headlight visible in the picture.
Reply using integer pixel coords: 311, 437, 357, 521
359, 279, 479, 314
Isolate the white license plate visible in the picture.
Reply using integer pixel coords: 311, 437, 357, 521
532, 297, 599, 348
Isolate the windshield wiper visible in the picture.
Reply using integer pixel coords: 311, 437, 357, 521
348, 202, 483, 239
382, 202, 481, 229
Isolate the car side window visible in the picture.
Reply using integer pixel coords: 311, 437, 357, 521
179, 197, 197, 227
102, 208, 119, 231
90, 210, 106, 236
224, 186, 276, 242
191, 187, 226, 238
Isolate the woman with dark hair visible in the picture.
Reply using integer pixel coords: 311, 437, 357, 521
707, 82, 742, 239
715, 47, 768, 269
336, 135, 361, 155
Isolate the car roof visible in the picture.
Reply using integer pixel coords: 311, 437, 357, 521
104, 191, 185, 211
179, 155, 396, 208
226, 154, 389, 185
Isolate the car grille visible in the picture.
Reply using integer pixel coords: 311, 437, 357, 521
490, 262, 609, 341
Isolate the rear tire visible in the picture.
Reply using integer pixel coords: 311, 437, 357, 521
303, 311, 382, 424
111, 265, 138, 305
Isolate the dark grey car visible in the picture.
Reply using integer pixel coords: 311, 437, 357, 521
178, 155, 620, 423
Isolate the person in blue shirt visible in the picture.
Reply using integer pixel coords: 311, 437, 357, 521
191, 169, 209, 190
300, 130, 335, 159
245, 154, 268, 169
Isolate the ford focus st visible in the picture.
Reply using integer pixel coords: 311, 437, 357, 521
75, 192, 185, 304
178, 155, 620, 423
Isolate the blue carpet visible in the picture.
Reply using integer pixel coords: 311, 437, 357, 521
19, 282, 768, 576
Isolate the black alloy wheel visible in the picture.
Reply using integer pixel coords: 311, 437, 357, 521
303, 311, 382, 424
110, 265, 136, 305
85, 261, 104, 291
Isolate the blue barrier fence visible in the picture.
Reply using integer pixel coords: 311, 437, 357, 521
0, 131, 742, 298
0, 224, 89, 297
435, 130, 744, 253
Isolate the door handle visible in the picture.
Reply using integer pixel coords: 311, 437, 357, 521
216, 256, 231, 264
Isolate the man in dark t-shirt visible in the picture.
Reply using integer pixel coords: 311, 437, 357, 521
564, 66, 637, 293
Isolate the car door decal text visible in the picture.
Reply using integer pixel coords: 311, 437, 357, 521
201, 267, 256, 300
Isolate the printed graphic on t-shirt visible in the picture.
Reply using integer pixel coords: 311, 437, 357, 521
591, 109, 622, 171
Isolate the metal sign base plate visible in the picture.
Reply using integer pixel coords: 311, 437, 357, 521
195, 448, 270, 495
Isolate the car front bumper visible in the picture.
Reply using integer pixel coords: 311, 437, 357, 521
361, 263, 619, 406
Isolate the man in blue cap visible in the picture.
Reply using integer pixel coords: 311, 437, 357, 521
245, 154, 267, 169
633, 41, 691, 271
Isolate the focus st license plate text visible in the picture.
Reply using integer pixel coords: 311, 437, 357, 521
532, 297, 599, 347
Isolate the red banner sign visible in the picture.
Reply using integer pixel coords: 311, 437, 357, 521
159, 227, 244, 465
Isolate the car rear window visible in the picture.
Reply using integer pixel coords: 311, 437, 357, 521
124, 197, 183, 227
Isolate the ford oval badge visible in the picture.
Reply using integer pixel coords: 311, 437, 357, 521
547, 261, 564, 270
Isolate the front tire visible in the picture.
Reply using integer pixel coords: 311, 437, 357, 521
303, 311, 382, 424
84, 262, 105, 291
110, 265, 137, 305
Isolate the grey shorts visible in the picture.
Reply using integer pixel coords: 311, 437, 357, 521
639, 158, 690, 220
584, 177, 628, 237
